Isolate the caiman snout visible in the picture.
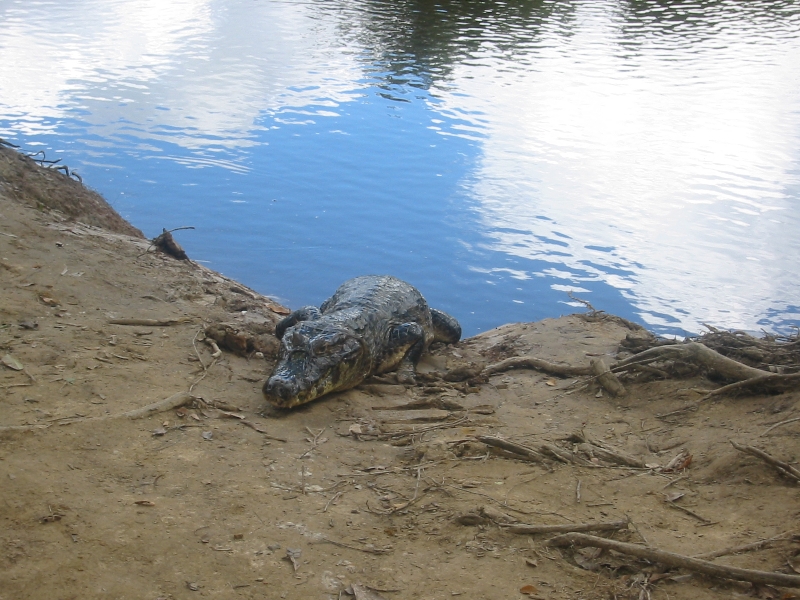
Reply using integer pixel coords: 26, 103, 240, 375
264, 376, 300, 402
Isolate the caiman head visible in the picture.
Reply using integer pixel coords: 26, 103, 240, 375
263, 323, 368, 408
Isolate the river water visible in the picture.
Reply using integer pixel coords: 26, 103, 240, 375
1, 0, 799, 337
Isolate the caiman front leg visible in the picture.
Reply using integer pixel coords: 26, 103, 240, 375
274, 306, 322, 340
378, 322, 426, 384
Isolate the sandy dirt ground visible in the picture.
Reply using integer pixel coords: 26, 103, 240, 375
1, 148, 799, 600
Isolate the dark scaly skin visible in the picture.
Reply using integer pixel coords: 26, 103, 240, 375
263, 275, 461, 408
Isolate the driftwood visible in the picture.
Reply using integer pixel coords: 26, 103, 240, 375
730, 441, 800, 483
547, 532, 800, 588
503, 519, 628, 535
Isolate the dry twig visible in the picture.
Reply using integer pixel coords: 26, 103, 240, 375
503, 519, 628, 535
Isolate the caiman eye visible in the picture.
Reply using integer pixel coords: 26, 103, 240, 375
310, 336, 343, 356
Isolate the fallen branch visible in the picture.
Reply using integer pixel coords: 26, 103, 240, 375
477, 435, 546, 463
547, 532, 800, 588
503, 519, 628, 535
540, 443, 595, 467
730, 440, 800, 483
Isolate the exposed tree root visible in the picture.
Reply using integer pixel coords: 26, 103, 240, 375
483, 338, 800, 402
547, 532, 800, 588
612, 342, 767, 381
482, 356, 590, 378
730, 440, 800, 483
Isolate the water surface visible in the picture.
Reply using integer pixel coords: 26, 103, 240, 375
2, 0, 799, 336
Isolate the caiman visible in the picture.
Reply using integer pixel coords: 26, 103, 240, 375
263, 275, 461, 408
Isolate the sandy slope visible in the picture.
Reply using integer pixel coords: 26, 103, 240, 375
1, 150, 799, 600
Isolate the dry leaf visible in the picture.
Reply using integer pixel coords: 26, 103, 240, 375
285, 548, 302, 572
520, 584, 539, 595
1, 354, 24, 371
349, 423, 363, 436
545, 379, 556, 387
788, 554, 800, 574
351, 584, 389, 600
202, 431, 213, 440
525, 558, 538, 568
135, 500, 155, 506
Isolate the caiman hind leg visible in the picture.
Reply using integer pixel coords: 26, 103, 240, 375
378, 322, 426, 384
274, 306, 322, 340
430, 308, 461, 344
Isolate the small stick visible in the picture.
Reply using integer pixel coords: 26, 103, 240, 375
122, 391, 194, 420
626, 515, 650, 546
692, 531, 796, 560
730, 440, 800, 483
189, 358, 217, 393
321, 536, 391, 555
665, 500, 715, 524
547, 532, 800, 588
660, 475, 688, 490
576, 479, 582, 504
503, 520, 628, 535
323, 492, 343, 513
192, 329, 207, 371
760, 416, 800, 437
109, 318, 192, 326
239, 420, 287, 442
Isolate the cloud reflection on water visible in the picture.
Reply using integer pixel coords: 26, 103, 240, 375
0, 0, 361, 150
432, 0, 800, 332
